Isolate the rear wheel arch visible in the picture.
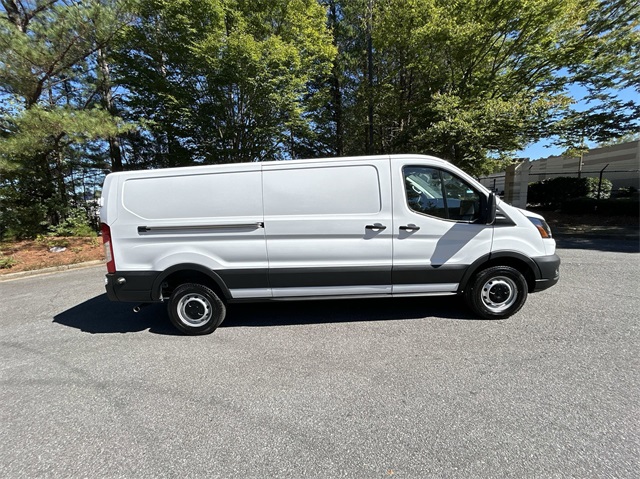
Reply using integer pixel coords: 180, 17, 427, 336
152, 263, 231, 301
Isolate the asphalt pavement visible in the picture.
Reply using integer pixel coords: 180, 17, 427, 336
1, 238, 638, 478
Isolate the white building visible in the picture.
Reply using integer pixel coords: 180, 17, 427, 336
479, 140, 640, 194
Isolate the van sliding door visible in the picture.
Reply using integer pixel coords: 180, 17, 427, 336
263, 159, 393, 297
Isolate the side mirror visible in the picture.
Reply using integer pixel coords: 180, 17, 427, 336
482, 192, 497, 225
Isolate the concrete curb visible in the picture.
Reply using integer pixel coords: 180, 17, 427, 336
0, 260, 104, 282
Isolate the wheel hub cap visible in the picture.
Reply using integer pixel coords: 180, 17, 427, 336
177, 294, 212, 327
481, 276, 518, 313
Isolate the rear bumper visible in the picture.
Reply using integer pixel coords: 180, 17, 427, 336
531, 254, 561, 292
105, 271, 160, 302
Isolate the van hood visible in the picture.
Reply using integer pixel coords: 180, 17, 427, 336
495, 198, 545, 221
516, 207, 545, 220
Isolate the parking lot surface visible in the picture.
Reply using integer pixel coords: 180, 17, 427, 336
1, 239, 638, 478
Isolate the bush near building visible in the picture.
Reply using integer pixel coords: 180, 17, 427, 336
528, 176, 612, 209
528, 176, 639, 216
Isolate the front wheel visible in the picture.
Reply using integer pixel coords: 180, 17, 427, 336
167, 283, 226, 335
465, 266, 528, 319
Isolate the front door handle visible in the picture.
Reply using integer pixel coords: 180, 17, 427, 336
365, 223, 387, 231
399, 224, 420, 231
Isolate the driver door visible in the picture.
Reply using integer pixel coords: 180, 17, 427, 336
391, 162, 493, 294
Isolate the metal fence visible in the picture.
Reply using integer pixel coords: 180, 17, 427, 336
478, 168, 640, 199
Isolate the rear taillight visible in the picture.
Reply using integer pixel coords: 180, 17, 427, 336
100, 223, 116, 273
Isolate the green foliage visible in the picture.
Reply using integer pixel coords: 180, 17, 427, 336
321, 0, 638, 175
0, 106, 133, 169
115, 0, 335, 166
528, 176, 613, 208
551, 0, 640, 152
47, 208, 97, 237
36, 236, 71, 249
0, 173, 52, 239
0, 0, 136, 238
613, 186, 638, 198
362, 0, 588, 174
598, 132, 640, 147
0, 253, 16, 269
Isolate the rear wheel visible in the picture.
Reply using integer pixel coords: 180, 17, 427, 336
167, 283, 226, 335
465, 266, 528, 319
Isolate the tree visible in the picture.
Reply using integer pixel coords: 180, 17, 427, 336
598, 131, 640, 147
302, 0, 371, 158
0, 0, 135, 237
553, 0, 640, 154
317, 0, 638, 176
114, 0, 335, 167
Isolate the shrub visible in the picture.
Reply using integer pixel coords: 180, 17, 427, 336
613, 186, 638, 199
0, 202, 49, 240
48, 238, 70, 248
528, 176, 612, 208
47, 208, 97, 237
0, 254, 16, 269
35, 235, 70, 249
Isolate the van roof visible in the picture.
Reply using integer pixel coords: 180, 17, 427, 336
105, 154, 452, 178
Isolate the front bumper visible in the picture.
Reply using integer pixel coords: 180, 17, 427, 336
105, 271, 160, 302
531, 254, 561, 292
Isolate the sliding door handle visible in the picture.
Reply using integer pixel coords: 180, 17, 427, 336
365, 223, 387, 231
399, 224, 420, 231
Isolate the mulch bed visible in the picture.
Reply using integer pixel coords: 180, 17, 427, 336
0, 237, 104, 275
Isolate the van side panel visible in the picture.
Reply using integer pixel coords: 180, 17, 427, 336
121, 172, 261, 220
108, 166, 270, 297
263, 160, 393, 296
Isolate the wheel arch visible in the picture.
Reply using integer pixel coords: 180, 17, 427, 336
459, 251, 540, 293
151, 263, 231, 301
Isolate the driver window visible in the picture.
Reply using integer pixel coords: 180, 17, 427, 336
403, 166, 481, 222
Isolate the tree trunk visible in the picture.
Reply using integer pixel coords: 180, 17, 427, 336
328, 1, 344, 157
366, 0, 374, 155
97, 47, 123, 172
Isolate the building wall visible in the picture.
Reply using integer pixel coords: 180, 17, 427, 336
503, 162, 529, 208
528, 140, 639, 189
478, 140, 640, 193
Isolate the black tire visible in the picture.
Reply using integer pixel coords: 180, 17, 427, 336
465, 266, 528, 319
167, 283, 226, 335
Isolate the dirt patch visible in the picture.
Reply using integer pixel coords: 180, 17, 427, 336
0, 237, 105, 275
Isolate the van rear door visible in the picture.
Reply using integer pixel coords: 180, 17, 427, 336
262, 159, 392, 297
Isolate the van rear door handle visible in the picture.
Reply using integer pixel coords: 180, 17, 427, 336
365, 223, 387, 231
400, 224, 420, 231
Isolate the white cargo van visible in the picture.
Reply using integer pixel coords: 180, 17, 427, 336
100, 154, 559, 334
